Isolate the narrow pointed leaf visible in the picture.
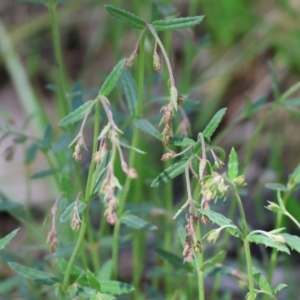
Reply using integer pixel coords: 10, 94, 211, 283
105, 5, 146, 30
153, 16, 204, 31
151, 157, 189, 187
120, 214, 157, 230
197, 208, 242, 238
228, 148, 238, 180
203, 108, 227, 139
252, 267, 272, 293
169, 136, 195, 147
86, 269, 101, 291
280, 233, 300, 254
99, 59, 126, 97
120, 70, 137, 116
0, 228, 19, 251
31, 169, 53, 179
155, 248, 189, 270
200, 251, 226, 271
273, 283, 287, 295
60, 201, 87, 223
265, 183, 287, 192
59, 100, 94, 127
99, 280, 134, 295
247, 234, 290, 254
133, 119, 162, 140
52, 133, 75, 153
39, 124, 52, 151
97, 260, 112, 281
8, 262, 59, 285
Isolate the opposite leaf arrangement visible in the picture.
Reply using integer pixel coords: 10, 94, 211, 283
1, 4, 300, 300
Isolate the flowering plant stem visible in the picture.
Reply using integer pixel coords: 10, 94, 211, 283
61, 99, 101, 294
111, 33, 146, 286
47, 0, 69, 119
265, 190, 292, 298
226, 179, 255, 300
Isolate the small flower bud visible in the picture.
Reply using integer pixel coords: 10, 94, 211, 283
161, 151, 176, 161
3, 145, 15, 161
125, 51, 137, 69
177, 94, 184, 106
272, 234, 286, 244
153, 51, 162, 72
162, 124, 173, 146
73, 143, 82, 161
47, 229, 58, 253
127, 168, 138, 179
233, 176, 246, 186
170, 86, 178, 110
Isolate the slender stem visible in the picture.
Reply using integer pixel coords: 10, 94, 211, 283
148, 25, 175, 87
111, 34, 145, 292
242, 105, 277, 174
227, 179, 255, 300
266, 191, 291, 292
181, 0, 198, 93
62, 100, 101, 291
47, 0, 69, 119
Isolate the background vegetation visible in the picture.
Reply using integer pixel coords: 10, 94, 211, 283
1, 0, 300, 299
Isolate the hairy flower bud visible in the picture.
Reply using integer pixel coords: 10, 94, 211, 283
125, 51, 137, 69
153, 51, 162, 72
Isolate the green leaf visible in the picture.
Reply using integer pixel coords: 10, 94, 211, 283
105, 5, 146, 30
197, 209, 242, 238
252, 267, 272, 293
283, 99, 300, 107
25, 143, 38, 164
97, 260, 112, 281
151, 157, 189, 187
0, 228, 19, 251
0, 276, 21, 294
39, 124, 52, 151
228, 148, 238, 180
57, 259, 83, 280
71, 81, 84, 111
60, 201, 87, 223
31, 169, 53, 179
204, 265, 234, 277
247, 235, 290, 254
120, 214, 157, 230
200, 251, 226, 271
8, 262, 59, 286
86, 269, 101, 291
59, 100, 94, 127
280, 233, 300, 254
155, 248, 188, 270
52, 134, 75, 153
289, 162, 300, 187
169, 136, 195, 147
92, 152, 111, 197
99, 59, 126, 97
265, 183, 288, 192
99, 280, 134, 295
203, 108, 227, 139
120, 70, 137, 116
133, 119, 162, 140
273, 283, 287, 294
152, 15, 204, 31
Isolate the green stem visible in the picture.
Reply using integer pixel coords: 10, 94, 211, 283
228, 180, 255, 300
111, 34, 146, 287
47, 0, 69, 119
181, 0, 198, 93
266, 191, 291, 290
242, 105, 277, 174
62, 100, 101, 291
196, 225, 205, 300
